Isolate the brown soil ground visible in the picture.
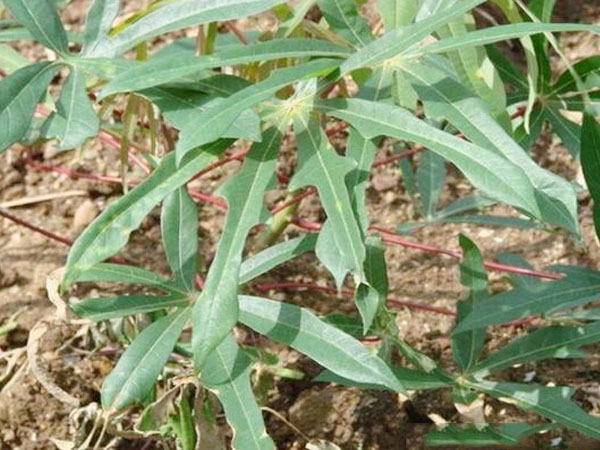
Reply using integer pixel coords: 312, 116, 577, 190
1, 1, 600, 449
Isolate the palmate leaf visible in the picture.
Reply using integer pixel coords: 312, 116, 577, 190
0, 62, 62, 153
3, 0, 69, 54
292, 117, 366, 283
192, 128, 282, 370
81, 0, 120, 56
71, 293, 190, 322
70, 233, 321, 321
467, 379, 600, 440
339, 0, 487, 76
581, 114, 600, 240
452, 235, 487, 373
238, 295, 405, 393
176, 58, 339, 163
43, 67, 100, 150
101, 38, 352, 97
200, 336, 275, 450
316, 0, 373, 48
63, 139, 232, 287
315, 69, 387, 323
102, 307, 190, 412
454, 266, 600, 332
315, 99, 558, 226
161, 188, 198, 292
401, 61, 578, 233
139, 85, 261, 143
86, 0, 287, 57
473, 322, 600, 376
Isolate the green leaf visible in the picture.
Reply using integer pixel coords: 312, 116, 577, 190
316, 0, 373, 48
514, 104, 545, 151
528, 0, 557, 87
0, 43, 29, 74
92, 0, 288, 57
101, 38, 351, 97
3, 0, 69, 54
314, 365, 452, 391
454, 266, 600, 332
473, 321, 600, 376
490, 0, 538, 133
444, 214, 541, 230
417, 150, 445, 218
71, 293, 190, 322
376, 0, 418, 31
81, 0, 120, 56
417, 22, 600, 57
495, 253, 541, 289
239, 234, 318, 285
192, 128, 282, 370
68, 263, 185, 294
102, 307, 190, 412
345, 128, 378, 231
238, 295, 405, 393
339, 0, 487, 76
140, 85, 260, 143
467, 379, 600, 440
315, 98, 563, 227
427, 423, 547, 447
43, 67, 100, 150
176, 58, 338, 163
581, 114, 600, 241
314, 70, 386, 295
161, 188, 198, 291
400, 61, 578, 233
293, 117, 365, 278
436, 13, 508, 122
0, 62, 62, 153
200, 336, 275, 450
552, 55, 600, 95
452, 235, 487, 373
321, 313, 363, 339
485, 44, 528, 93
355, 236, 388, 333
545, 106, 581, 158
64, 139, 232, 287
435, 195, 496, 219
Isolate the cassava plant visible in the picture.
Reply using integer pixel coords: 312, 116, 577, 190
2, 0, 600, 447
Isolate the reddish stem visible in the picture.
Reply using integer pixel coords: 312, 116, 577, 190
191, 149, 248, 181
188, 190, 227, 209
253, 281, 456, 316
0, 207, 73, 246
372, 145, 426, 168
195, 274, 205, 289
271, 187, 317, 214
224, 21, 250, 45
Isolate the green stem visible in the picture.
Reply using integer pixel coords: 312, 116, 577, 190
254, 190, 301, 251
